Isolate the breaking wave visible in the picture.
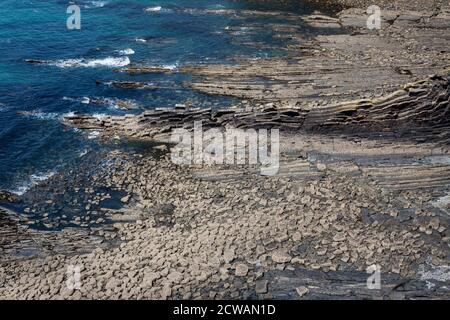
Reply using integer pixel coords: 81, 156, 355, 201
10, 171, 57, 196
118, 48, 135, 55
145, 6, 162, 12
49, 56, 130, 68
83, 1, 108, 9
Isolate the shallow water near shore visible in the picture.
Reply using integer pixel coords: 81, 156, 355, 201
0, 0, 339, 195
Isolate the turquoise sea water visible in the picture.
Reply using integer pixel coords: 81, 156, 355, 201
0, 0, 328, 194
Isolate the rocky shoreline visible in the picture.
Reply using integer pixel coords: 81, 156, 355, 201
1, 0, 449, 300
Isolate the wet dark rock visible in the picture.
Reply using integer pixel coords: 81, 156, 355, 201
25, 59, 45, 64
255, 280, 269, 294
64, 75, 450, 145
290, 243, 311, 257
262, 267, 447, 300
0, 190, 20, 203
148, 204, 176, 227
114, 66, 175, 75
96, 80, 157, 90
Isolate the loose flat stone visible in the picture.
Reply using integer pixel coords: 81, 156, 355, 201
255, 280, 269, 294
235, 263, 249, 277
271, 250, 292, 263
295, 286, 309, 297
223, 248, 236, 263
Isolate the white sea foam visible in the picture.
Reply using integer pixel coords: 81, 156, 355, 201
62, 111, 76, 118
145, 6, 162, 12
91, 113, 108, 120
87, 130, 101, 139
135, 38, 147, 43
19, 110, 76, 121
79, 149, 89, 157
161, 64, 177, 71
104, 98, 139, 110
19, 110, 59, 120
11, 185, 30, 196
118, 48, 135, 55
63, 96, 91, 105
31, 172, 56, 182
209, 4, 226, 9
81, 97, 91, 104
83, 1, 108, 8
147, 63, 178, 71
50, 56, 130, 68
64, 95, 139, 110
146, 6, 174, 13
11, 171, 57, 196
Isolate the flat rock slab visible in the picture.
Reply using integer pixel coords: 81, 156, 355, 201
262, 267, 450, 299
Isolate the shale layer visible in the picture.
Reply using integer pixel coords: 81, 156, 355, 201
1, 1, 450, 300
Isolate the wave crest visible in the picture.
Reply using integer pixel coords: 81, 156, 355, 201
50, 56, 130, 68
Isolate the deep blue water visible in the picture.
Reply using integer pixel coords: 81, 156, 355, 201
0, 0, 326, 194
